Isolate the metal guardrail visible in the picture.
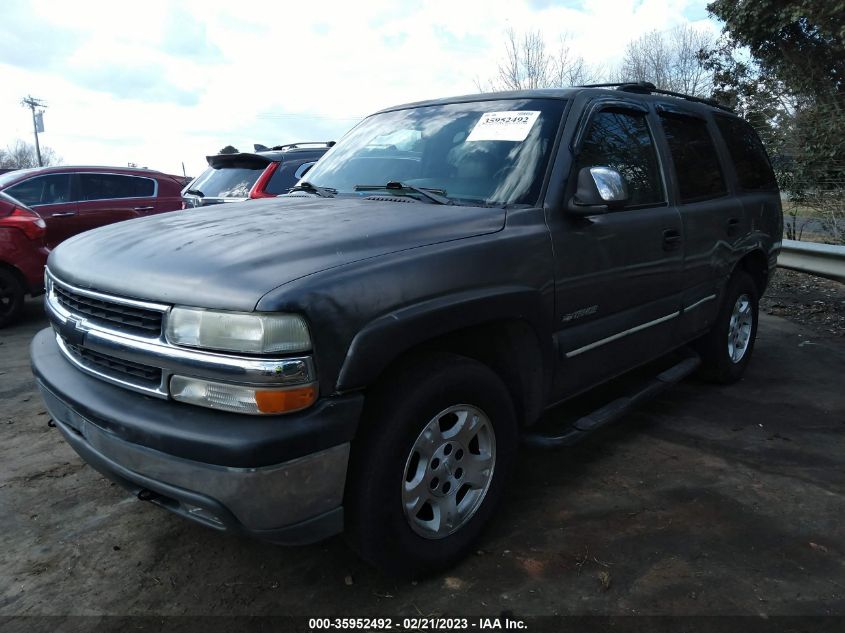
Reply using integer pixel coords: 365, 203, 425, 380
779, 239, 845, 284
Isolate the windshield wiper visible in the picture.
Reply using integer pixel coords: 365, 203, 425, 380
287, 181, 336, 198
354, 181, 452, 205
184, 188, 204, 197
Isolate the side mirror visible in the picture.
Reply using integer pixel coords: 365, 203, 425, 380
567, 166, 629, 215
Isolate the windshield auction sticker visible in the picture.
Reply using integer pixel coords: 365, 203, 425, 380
466, 111, 541, 142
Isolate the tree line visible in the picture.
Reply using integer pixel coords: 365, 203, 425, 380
478, 0, 844, 243
0, 139, 60, 170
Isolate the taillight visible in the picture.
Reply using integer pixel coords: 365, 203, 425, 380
0, 207, 47, 240
249, 162, 280, 199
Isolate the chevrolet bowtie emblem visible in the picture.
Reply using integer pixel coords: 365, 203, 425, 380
62, 318, 86, 347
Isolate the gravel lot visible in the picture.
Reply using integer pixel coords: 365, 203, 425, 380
1, 292, 844, 624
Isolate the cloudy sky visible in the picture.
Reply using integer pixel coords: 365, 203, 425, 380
0, 0, 718, 177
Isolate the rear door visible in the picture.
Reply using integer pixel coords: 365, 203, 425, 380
153, 175, 185, 213
653, 106, 744, 339
3, 173, 78, 248
549, 100, 684, 398
75, 173, 159, 236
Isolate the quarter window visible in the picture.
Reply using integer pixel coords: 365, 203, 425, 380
80, 174, 155, 200
714, 116, 777, 190
659, 114, 727, 202
265, 162, 312, 195
5, 174, 73, 206
574, 109, 664, 207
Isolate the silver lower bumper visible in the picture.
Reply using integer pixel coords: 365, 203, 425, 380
41, 386, 349, 535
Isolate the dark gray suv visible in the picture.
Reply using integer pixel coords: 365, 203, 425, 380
32, 83, 781, 577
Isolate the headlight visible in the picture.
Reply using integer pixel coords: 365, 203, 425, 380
165, 307, 311, 354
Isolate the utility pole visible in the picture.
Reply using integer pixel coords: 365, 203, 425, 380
21, 95, 46, 167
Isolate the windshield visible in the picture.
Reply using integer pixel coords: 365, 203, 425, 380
303, 98, 567, 206
186, 165, 267, 199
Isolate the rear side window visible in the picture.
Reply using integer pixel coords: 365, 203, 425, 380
575, 109, 664, 207
264, 161, 318, 195
4, 174, 73, 206
80, 174, 155, 200
714, 116, 777, 190
265, 163, 299, 195
659, 114, 726, 202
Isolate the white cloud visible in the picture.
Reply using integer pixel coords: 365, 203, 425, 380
0, 0, 718, 177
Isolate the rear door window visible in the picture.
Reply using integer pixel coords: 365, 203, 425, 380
659, 114, 727, 202
714, 116, 777, 190
574, 108, 665, 207
80, 174, 155, 200
4, 174, 73, 206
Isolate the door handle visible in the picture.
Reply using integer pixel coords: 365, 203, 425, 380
133, 206, 155, 211
51, 211, 77, 217
662, 229, 682, 250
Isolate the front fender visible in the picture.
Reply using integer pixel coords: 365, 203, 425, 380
336, 285, 550, 392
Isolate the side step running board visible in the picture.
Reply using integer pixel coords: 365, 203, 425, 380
523, 354, 701, 449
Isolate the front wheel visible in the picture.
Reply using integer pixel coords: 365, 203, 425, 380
695, 271, 759, 383
346, 353, 518, 577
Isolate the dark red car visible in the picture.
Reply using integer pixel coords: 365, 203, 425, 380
0, 192, 49, 327
0, 166, 185, 249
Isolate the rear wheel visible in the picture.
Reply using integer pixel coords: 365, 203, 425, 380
346, 353, 518, 577
695, 271, 759, 383
0, 268, 25, 328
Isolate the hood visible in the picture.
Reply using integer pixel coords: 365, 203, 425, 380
48, 196, 505, 311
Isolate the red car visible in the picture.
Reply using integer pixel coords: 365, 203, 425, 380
0, 192, 50, 327
0, 166, 185, 249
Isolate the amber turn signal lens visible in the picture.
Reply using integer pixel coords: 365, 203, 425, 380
254, 385, 317, 414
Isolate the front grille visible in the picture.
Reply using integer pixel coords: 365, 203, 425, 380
65, 342, 162, 388
53, 283, 163, 336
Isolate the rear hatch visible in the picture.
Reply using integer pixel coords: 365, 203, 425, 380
182, 153, 272, 207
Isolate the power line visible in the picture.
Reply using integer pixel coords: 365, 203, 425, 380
257, 113, 365, 121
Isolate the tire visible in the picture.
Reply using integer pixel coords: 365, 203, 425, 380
0, 268, 25, 329
346, 352, 518, 577
695, 271, 759, 383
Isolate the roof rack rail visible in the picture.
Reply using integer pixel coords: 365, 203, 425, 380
268, 141, 336, 151
578, 81, 734, 112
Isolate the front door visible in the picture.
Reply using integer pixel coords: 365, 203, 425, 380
548, 102, 684, 400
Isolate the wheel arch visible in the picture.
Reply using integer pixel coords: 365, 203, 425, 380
733, 248, 769, 297
336, 287, 552, 426
0, 260, 29, 294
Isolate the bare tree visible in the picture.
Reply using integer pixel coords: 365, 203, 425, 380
0, 139, 61, 169
551, 34, 603, 87
617, 25, 714, 96
478, 28, 601, 92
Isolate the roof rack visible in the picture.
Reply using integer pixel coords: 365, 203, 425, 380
578, 81, 734, 112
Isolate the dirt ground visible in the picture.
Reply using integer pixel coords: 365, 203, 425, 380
761, 269, 845, 338
1, 290, 844, 624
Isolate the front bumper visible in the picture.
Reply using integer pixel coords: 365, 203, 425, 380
31, 327, 363, 544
